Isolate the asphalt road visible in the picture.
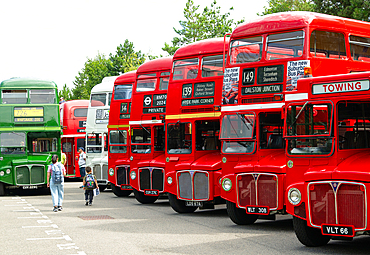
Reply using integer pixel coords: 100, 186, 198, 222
1, 181, 370, 255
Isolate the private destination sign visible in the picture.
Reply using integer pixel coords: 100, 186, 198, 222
312, 80, 370, 94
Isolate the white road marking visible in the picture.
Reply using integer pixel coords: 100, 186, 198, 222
27, 235, 72, 241
22, 224, 58, 228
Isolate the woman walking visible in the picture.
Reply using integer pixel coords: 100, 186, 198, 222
47, 154, 66, 212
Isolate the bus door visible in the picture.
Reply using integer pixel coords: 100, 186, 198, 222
62, 138, 74, 175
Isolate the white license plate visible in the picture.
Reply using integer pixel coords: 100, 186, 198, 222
22, 185, 38, 189
185, 201, 203, 207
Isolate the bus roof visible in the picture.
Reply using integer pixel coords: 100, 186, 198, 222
174, 37, 229, 59
91, 76, 118, 94
0, 77, 57, 89
137, 57, 172, 74
63, 99, 89, 108
115, 71, 136, 85
232, 11, 370, 38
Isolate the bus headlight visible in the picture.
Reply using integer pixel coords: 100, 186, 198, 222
130, 171, 136, 180
109, 168, 114, 176
288, 188, 301, 205
6, 169, 11, 174
222, 178, 232, 191
167, 176, 173, 185
0, 171, 4, 177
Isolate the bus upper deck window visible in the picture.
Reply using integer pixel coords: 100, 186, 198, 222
349, 35, 370, 62
202, 55, 224, 77
173, 58, 199, 80
159, 72, 170, 90
91, 93, 106, 107
2, 90, 27, 104
114, 85, 132, 100
310, 30, 346, 59
230, 36, 262, 64
266, 31, 304, 60
30, 89, 55, 104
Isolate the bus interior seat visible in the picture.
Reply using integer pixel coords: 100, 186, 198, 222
186, 69, 198, 79
267, 134, 283, 149
204, 137, 216, 150
344, 131, 370, 149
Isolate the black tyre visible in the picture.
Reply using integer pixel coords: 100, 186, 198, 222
293, 216, 330, 247
168, 193, 197, 213
111, 184, 132, 197
133, 189, 158, 204
99, 185, 107, 192
0, 182, 5, 196
226, 200, 258, 225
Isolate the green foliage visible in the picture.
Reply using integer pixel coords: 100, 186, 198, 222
313, 0, 370, 21
72, 40, 146, 100
108, 39, 146, 75
72, 53, 111, 100
162, 0, 243, 55
58, 84, 72, 101
260, 0, 315, 15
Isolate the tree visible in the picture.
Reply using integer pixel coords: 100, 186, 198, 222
108, 39, 146, 75
162, 0, 243, 55
58, 84, 72, 101
72, 53, 111, 100
313, 0, 370, 21
259, 0, 315, 15
72, 40, 147, 99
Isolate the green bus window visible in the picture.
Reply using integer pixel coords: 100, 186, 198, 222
30, 89, 55, 104
2, 90, 27, 104
0, 132, 26, 154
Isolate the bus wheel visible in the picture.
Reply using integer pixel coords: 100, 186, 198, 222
226, 201, 258, 225
133, 189, 158, 204
168, 193, 197, 213
111, 184, 132, 197
293, 216, 330, 247
0, 182, 5, 196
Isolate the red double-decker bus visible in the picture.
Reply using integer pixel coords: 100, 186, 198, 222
60, 100, 89, 177
219, 11, 370, 225
164, 38, 227, 213
284, 73, 370, 246
128, 57, 172, 204
107, 71, 135, 197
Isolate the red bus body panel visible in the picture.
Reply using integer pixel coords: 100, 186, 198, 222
60, 100, 89, 177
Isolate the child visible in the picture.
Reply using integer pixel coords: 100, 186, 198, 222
82, 166, 99, 206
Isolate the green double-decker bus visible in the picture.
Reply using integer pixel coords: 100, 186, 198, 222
0, 78, 61, 195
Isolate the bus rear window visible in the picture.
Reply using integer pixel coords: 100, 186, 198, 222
310, 30, 346, 59
30, 89, 55, 104
74, 108, 87, 117
202, 55, 224, 77
173, 58, 199, 80
349, 35, 370, 62
114, 85, 132, 100
267, 31, 304, 60
230, 36, 262, 64
91, 93, 106, 107
2, 90, 27, 104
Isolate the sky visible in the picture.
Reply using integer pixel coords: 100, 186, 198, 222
0, 0, 268, 90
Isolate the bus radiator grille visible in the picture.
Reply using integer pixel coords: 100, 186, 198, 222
102, 164, 108, 180
16, 165, 45, 185
238, 174, 277, 209
309, 182, 365, 228
139, 168, 164, 191
117, 166, 130, 185
178, 171, 209, 200
93, 165, 102, 180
